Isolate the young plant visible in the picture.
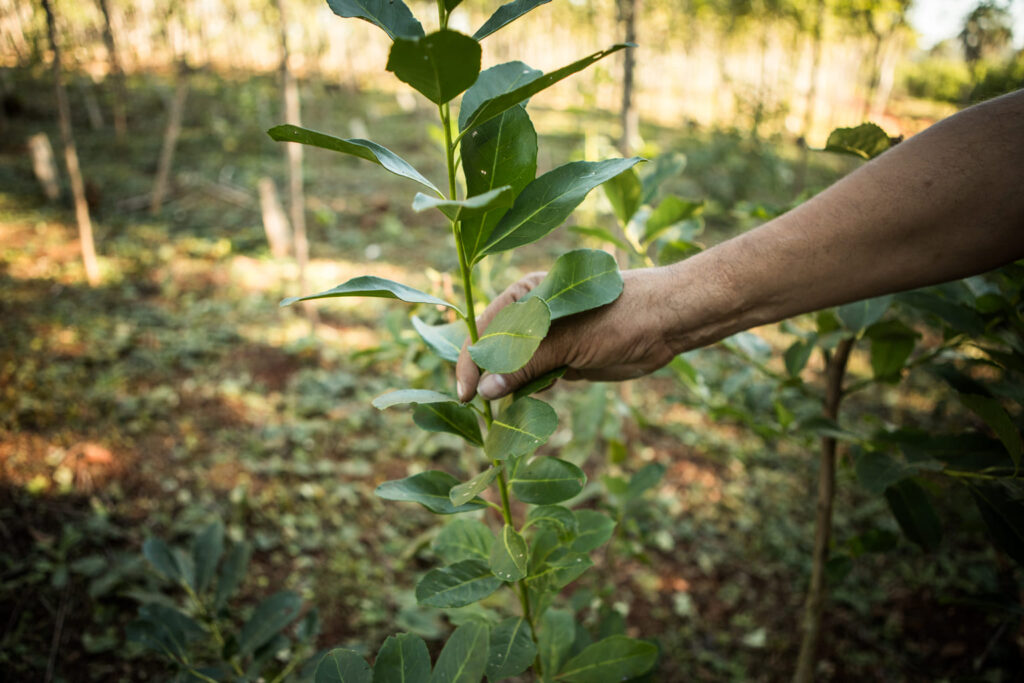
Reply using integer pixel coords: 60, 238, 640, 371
270, 0, 657, 680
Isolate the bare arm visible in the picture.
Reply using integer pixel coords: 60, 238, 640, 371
457, 89, 1024, 401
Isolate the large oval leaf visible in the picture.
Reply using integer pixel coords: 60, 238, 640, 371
511, 457, 586, 504
416, 559, 502, 608
458, 61, 543, 130
326, 0, 423, 40
239, 591, 303, 655
376, 471, 488, 514
473, 0, 552, 40
434, 518, 494, 564
526, 249, 623, 320
412, 316, 468, 362
486, 617, 536, 680
489, 524, 529, 582
480, 158, 644, 258
387, 30, 482, 105
449, 466, 500, 506
372, 633, 431, 682
484, 397, 557, 460
268, 125, 439, 195
468, 297, 550, 374
281, 275, 460, 314
373, 389, 456, 410
429, 621, 490, 683
315, 648, 373, 683
555, 635, 657, 681
413, 402, 483, 446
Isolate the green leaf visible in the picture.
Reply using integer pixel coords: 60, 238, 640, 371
434, 519, 494, 564
460, 44, 633, 134
487, 617, 536, 680
387, 30, 481, 105
373, 389, 456, 410
412, 186, 513, 222
603, 167, 642, 225
513, 366, 567, 400
214, 541, 251, 609
268, 125, 439, 195
489, 524, 529, 582
526, 505, 578, 539
971, 484, 1024, 567
511, 457, 586, 504
449, 466, 499, 506
468, 297, 551, 374
526, 249, 623, 320
412, 316, 467, 363
485, 397, 558, 460
627, 463, 666, 499
555, 635, 658, 681
837, 294, 892, 332
824, 123, 892, 160
458, 61, 543, 130
373, 633, 432, 682
866, 319, 918, 381
417, 559, 502, 608
959, 394, 1022, 469
281, 275, 461, 314
143, 537, 183, 583
191, 521, 224, 594
569, 225, 630, 251
326, 0, 424, 40
570, 510, 616, 552
377, 471, 488, 514
643, 196, 703, 244
429, 621, 490, 683
239, 591, 303, 656
414, 402, 483, 446
538, 608, 575, 676
473, 0, 551, 40
480, 157, 644, 258
315, 648, 373, 683
885, 479, 943, 551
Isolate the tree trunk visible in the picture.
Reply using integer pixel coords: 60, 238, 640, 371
150, 68, 188, 214
617, 0, 640, 156
793, 337, 854, 683
96, 0, 127, 137
42, 0, 100, 286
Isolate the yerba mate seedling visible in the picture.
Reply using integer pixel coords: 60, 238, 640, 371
270, 0, 658, 680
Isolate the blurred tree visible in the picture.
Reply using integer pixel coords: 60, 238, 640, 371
959, 1, 1014, 77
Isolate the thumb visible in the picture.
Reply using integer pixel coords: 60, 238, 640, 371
477, 337, 564, 400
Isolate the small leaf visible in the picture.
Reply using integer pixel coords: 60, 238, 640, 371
458, 61, 543, 130
373, 389, 456, 410
412, 316, 468, 362
489, 524, 530, 582
416, 559, 502, 608
414, 402, 483, 446
412, 186, 513, 222
387, 30, 482, 105
838, 294, 892, 332
214, 541, 252, 609
511, 457, 586, 504
959, 394, 1022, 469
555, 635, 658, 681
373, 633, 432, 682
315, 648, 373, 683
143, 537, 183, 583
268, 125, 439, 194
526, 505, 578, 539
449, 466, 499, 506
513, 366, 567, 400
643, 196, 703, 244
485, 397, 558, 460
885, 479, 943, 551
429, 621, 490, 683
434, 519, 494, 564
824, 122, 892, 160
239, 591, 303, 655
480, 157, 644, 258
526, 249, 623, 320
569, 225, 630, 251
326, 0, 424, 40
538, 608, 575, 675
281, 275, 460, 314
191, 521, 224, 594
486, 617, 536, 680
571, 510, 616, 552
473, 0, 552, 40
602, 167, 643, 225
468, 297, 550, 374
376, 471, 488, 514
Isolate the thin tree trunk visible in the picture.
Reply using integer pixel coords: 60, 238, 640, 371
793, 337, 854, 683
617, 0, 639, 156
42, 0, 100, 286
96, 0, 127, 137
150, 68, 188, 214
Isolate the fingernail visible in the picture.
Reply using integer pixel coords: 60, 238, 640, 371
479, 374, 508, 400
457, 380, 466, 401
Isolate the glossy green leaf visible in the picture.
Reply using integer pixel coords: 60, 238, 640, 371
480, 157, 644, 258
959, 394, 1022, 469
214, 541, 251, 609
555, 635, 658, 681
473, 0, 551, 40
603, 167, 642, 225
643, 196, 703, 244
414, 402, 483, 446
326, 0, 423, 40
434, 519, 494, 564
484, 397, 558, 460
866, 319, 918, 381
513, 366, 567, 400
416, 559, 502, 608
460, 44, 633, 135
373, 633, 432, 682
281, 276, 460, 314
971, 484, 1024, 567
489, 524, 529, 582
837, 294, 892, 332
268, 125, 439, 195
376, 471, 488, 514
885, 479, 943, 551
468, 297, 550, 374
569, 225, 630, 251
191, 521, 224, 594
412, 316, 468, 362
571, 510, 616, 552
315, 648, 373, 683
143, 537, 183, 583
387, 30, 481, 105
526, 249, 623, 320
239, 591, 303, 655
458, 61, 543, 130
510, 457, 586, 504
526, 505, 578, 539
487, 617, 536, 680
373, 389, 456, 410
824, 122, 892, 160
449, 466, 499, 506
412, 186, 513, 222
538, 608, 575, 675
429, 621, 490, 683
